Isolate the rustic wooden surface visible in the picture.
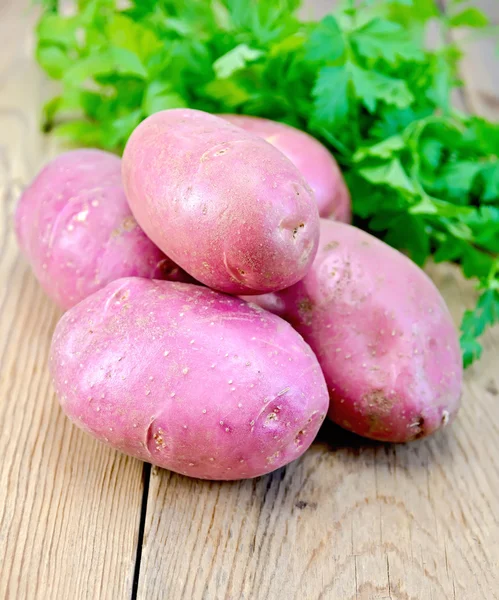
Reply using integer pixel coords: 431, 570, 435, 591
0, 1, 498, 599
0, 3, 145, 600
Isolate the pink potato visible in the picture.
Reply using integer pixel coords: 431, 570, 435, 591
50, 278, 329, 480
245, 220, 463, 442
221, 114, 351, 222
122, 109, 320, 295
15, 149, 190, 310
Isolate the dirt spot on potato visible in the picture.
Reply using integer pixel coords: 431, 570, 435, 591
114, 289, 130, 302
122, 216, 137, 232
153, 431, 166, 449
323, 241, 339, 252
201, 261, 214, 274
146, 422, 166, 453
365, 414, 386, 434
264, 412, 278, 426
111, 216, 138, 238
363, 391, 396, 435
266, 451, 281, 464
362, 390, 393, 415
297, 297, 314, 326
325, 260, 354, 303
135, 315, 153, 328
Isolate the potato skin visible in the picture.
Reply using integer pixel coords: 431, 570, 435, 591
50, 278, 329, 480
15, 149, 190, 310
221, 115, 351, 222
245, 220, 462, 442
122, 109, 320, 295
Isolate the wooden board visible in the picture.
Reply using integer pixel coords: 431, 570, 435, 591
0, 1, 498, 599
0, 3, 145, 599
449, 0, 499, 119
137, 3, 499, 599
136, 263, 499, 600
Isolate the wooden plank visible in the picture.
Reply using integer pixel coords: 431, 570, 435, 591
0, 3, 145, 599
138, 2, 499, 598
136, 259, 499, 600
1, 0, 497, 598
446, 0, 499, 119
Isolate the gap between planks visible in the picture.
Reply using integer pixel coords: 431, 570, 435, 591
131, 464, 152, 600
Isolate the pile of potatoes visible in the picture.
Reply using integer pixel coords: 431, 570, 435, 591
16, 109, 463, 480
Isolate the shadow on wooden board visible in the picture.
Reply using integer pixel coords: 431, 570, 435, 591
144, 414, 458, 496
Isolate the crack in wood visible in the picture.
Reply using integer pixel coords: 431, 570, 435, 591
131, 463, 151, 600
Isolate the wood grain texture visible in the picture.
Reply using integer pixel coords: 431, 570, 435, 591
0, 3, 144, 599
137, 2, 499, 600
136, 263, 499, 600
0, 1, 498, 599
442, 0, 499, 119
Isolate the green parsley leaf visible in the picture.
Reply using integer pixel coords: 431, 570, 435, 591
36, 44, 72, 79
108, 47, 148, 79
350, 64, 414, 112
461, 289, 499, 367
304, 16, 345, 63
353, 135, 405, 161
465, 117, 499, 155
104, 109, 143, 149
479, 163, 499, 203
351, 18, 424, 65
34, 0, 499, 367
432, 161, 483, 199
63, 54, 116, 85
419, 138, 444, 169
449, 7, 489, 28
460, 332, 483, 368
52, 120, 105, 146
143, 81, 187, 116
213, 44, 264, 79
359, 159, 416, 194
462, 247, 494, 279
433, 236, 465, 263
202, 79, 251, 109
312, 66, 350, 128
384, 214, 430, 266
107, 14, 163, 65
37, 13, 76, 46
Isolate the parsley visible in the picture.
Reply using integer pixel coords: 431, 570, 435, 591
461, 287, 499, 368
34, 0, 498, 366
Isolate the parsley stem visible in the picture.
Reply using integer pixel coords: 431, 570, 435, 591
487, 260, 499, 286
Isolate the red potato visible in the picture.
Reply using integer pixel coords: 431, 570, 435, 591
50, 278, 329, 480
244, 220, 463, 442
15, 149, 190, 310
122, 109, 320, 295
221, 115, 351, 222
